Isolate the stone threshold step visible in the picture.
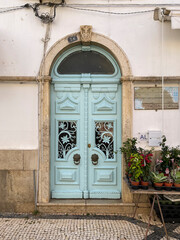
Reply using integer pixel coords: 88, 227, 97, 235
37, 200, 150, 215
38, 199, 133, 206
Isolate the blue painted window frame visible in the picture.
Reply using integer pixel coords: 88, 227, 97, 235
51, 45, 121, 83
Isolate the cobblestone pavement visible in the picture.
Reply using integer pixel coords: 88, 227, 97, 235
0, 214, 179, 240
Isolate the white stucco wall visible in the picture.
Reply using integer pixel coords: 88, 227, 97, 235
1, 0, 180, 77
0, 83, 38, 149
133, 82, 180, 148
0, 0, 180, 148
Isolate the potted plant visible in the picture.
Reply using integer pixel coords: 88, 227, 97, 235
159, 136, 172, 173
171, 169, 180, 190
139, 149, 153, 189
158, 136, 180, 174
129, 153, 143, 189
151, 172, 167, 190
164, 175, 173, 191
169, 146, 180, 169
120, 138, 138, 177
120, 138, 138, 162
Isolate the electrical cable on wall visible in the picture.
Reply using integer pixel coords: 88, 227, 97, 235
161, 10, 165, 135
0, 5, 25, 13
35, 1, 55, 209
65, 5, 154, 15
0, 2, 155, 23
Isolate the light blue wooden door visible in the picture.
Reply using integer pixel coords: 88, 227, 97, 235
88, 84, 121, 199
51, 45, 121, 199
51, 83, 84, 198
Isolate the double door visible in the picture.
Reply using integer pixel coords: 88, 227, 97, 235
51, 81, 121, 199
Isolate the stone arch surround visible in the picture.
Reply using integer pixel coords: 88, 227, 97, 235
42, 32, 132, 77
39, 31, 133, 204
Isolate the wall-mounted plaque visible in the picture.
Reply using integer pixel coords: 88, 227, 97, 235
134, 87, 179, 110
68, 35, 78, 43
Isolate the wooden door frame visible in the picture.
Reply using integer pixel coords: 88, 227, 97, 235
38, 31, 133, 204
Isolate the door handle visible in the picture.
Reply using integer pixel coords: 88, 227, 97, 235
73, 154, 81, 165
91, 154, 99, 165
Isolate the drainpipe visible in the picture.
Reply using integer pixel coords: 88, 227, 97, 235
161, 11, 165, 136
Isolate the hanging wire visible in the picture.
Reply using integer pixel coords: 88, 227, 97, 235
161, 11, 165, 135
0, 5, 25, 13
0, 2, 157, 23
0, 2, 154, 17
65, 5, 154, 15
0, 3, 63, 23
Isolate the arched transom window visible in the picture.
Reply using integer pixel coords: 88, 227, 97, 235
52, 45, 121, 81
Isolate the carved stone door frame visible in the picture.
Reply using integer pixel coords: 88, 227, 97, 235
38, 27, 133, 204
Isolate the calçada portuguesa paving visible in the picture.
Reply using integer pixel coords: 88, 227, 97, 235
0, 214, 179, 240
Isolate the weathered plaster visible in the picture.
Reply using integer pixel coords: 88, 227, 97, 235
24, 150, 38, 171
0, 170, 35, 212
0, 150, 38, 171
0, 83, 38, 149
0, 150, 38, 212
0, 150, 24, 170
121, 80, 133, 203
39, 80, 51, 203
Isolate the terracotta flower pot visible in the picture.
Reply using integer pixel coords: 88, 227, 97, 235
131, 180, 140, 186
164, 182, 173, 191
141, 181, 149, 186
174, 183, 180, 188
164, 182, 173, 187
130, 180, 140, 190
154, 182, 163, 187
141, 180, 149, 190
153, 182, 163, 190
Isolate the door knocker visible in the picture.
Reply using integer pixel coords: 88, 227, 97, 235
73, 154, 81, 165
91, 154, 99, 165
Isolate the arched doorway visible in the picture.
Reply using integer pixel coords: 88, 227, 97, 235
50, 45, 122, 199
38, 31, 132, 204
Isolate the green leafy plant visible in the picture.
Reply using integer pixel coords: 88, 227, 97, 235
129, 153, 143, 182
170, 146, 180, 168
120, 138, 153, 181
171, 169, 180, 184
165, 175, 173, 184
158, 135, 180, 173
138, 148, 153, 182
120, 138, 138, 163
151, 172, 167, 183
120, 138, 138, 175
32, 209, 39, 216
159, 135, 171, 172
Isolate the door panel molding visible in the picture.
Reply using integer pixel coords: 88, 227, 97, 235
93, 167, 117, 186
92, 95, 117, 115
55, 167, 80, 185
